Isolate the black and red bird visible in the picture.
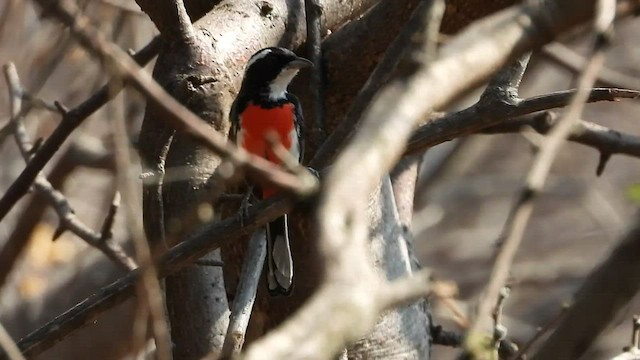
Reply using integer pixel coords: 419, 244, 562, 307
230, 47, 311, 295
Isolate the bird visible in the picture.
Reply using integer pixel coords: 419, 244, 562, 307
229, 47, 312, 295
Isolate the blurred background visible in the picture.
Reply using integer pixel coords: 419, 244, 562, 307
0, 1, 639, 359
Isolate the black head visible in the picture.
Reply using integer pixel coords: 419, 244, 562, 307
239, 47, 312, 100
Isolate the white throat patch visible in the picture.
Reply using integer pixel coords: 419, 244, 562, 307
268, 68, 299, 101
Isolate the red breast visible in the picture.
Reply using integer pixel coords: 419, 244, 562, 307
239, 102, 296, 197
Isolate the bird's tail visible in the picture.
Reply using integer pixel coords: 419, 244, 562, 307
266, 215, 293, 295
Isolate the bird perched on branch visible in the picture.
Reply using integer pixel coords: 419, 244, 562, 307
230, 47, 312, 295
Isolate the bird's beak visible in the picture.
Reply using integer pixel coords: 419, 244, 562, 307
288, 57, 313, 69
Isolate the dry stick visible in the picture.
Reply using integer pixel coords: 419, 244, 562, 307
0, 64, 136, 288
99, 191, 121, 242
221, 230, 267, 357
111, 95, 172, 360
13, 0, 640, 357
469, 0, 614, 347
305, 0, 326, 143
543, 42, 640, 91
0, 36, 161, 228
491, 287, 510, 358
0, 322, 24, 360
32, 0, 316, 199
406, 86, 639, 156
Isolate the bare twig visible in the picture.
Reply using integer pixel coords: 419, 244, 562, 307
492, 287, 511, 356
471, 0, 615, 353
406, 86, 639, 156
0, 36, 161, 226
111, 95, 171, 360
305, 0, 326, 143
99, 191, 121, 242
633, 316, 640, 351
0, 63, 136, 291
221, 230, 267, 357
0, 322, 24, 360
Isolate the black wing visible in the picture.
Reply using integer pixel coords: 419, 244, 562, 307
286, 93, 304, 163
229, 95, 246, 144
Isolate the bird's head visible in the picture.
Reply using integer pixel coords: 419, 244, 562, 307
239, 47, 312, 101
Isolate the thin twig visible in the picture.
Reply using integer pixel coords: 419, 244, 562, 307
492, 287, 511, 357
304, 0, 326, 143
111, 95, 172, 360
99, 191, 120, 242
0, 322, 24, 360
221, 230, 267, 357
0, 63, 136, 292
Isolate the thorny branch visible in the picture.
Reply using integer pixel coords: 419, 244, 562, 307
0, 63, 136, 292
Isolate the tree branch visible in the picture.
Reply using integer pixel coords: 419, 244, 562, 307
305, 0, 326, 143
221, 230, 267, 357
